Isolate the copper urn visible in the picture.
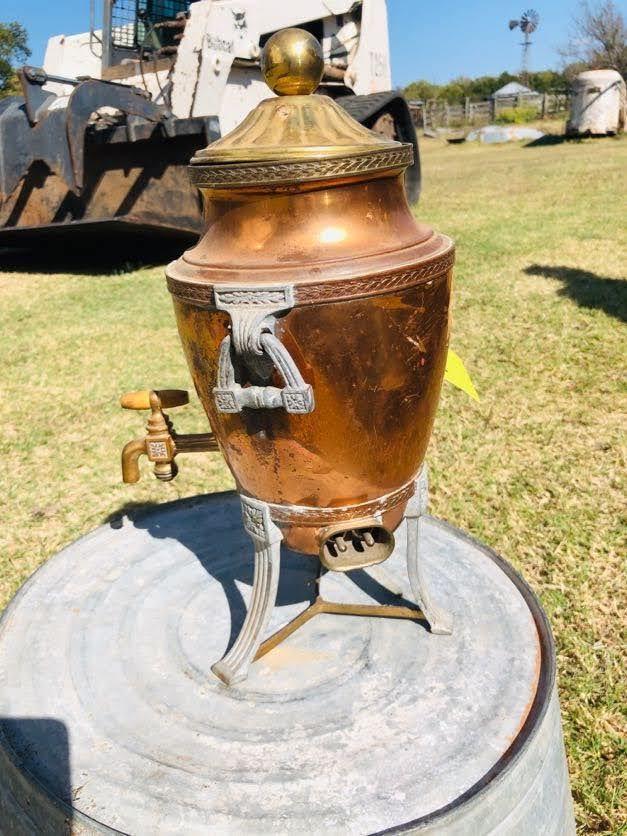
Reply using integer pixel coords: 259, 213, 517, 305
121, 29, 454, 684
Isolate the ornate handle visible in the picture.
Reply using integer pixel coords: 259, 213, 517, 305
213, 332, 314, 414
210, 283, 315, 415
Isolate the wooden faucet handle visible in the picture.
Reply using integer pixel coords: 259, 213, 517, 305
120, 389, 189, 411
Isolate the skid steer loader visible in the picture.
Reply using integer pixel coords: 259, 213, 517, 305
0, 0, 420, 248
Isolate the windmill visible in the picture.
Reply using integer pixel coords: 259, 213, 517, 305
509, 9, 540, 84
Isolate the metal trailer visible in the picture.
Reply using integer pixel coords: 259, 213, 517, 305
566, 68, 626, 137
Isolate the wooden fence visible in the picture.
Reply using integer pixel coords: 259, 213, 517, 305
409, 92, 570, 130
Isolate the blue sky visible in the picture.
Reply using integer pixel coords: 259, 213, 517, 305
4, 0, 622, 86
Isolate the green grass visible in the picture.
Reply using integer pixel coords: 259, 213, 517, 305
1, 134, 626, 832
495, 105, 539, 124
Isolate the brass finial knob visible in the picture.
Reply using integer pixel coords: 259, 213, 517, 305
261, 28, 324, 96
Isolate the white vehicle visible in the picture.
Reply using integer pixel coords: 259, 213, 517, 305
0, 0, 419, 246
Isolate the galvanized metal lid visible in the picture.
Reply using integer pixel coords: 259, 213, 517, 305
189, 28, 412, 188
0, 493, 557, 834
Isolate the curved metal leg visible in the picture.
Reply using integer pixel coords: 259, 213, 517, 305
405, 467, 453, 635
212, 496, 282, 685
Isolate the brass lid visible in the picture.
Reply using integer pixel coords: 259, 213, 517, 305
189, 28, 412, 188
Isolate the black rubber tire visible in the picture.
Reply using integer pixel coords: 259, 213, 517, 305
336, 91, 421, 205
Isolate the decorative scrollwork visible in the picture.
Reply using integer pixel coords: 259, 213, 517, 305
188, 145, 414, 189
214, 288, 292, 307
166, 247, 455, 309
213, 284, 294, 359
297, 250, 455, 304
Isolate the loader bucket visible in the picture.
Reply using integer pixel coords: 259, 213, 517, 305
0, 73, 216, 249
0, 126, 207, 248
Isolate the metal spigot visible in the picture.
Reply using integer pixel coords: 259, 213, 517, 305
120, 389, 219, 483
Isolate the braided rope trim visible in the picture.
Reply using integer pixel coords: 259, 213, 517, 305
297, 250, 455, 304
167, 249, 454, 309
188, 145, 414, 188
214, 288, 290, 306
259, 478, 417, 526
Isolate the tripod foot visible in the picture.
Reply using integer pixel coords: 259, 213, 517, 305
212, 496, 282, 685
405, 468, 453, 635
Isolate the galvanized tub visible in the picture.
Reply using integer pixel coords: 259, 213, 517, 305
0, 492, 575, 834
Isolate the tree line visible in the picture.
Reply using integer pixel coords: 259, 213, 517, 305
404, 71, 568, 104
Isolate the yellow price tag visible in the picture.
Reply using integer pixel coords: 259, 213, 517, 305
444, 349, 479, 401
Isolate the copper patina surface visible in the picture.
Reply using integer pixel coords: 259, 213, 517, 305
166, 32, 454, 554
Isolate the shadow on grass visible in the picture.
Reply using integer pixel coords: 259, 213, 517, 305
523, 134, 571, 147
523, 133, 614, 147
525, 264, 627, 323
0, 237, 196, 276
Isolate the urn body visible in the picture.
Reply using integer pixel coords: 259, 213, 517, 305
167, 170, 453, 554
